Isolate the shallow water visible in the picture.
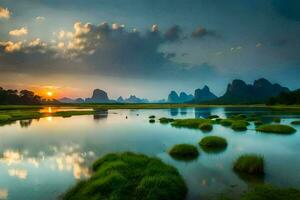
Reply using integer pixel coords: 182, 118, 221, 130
0, 107, 300, 200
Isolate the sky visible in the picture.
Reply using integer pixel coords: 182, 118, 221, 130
0, 0, 299, 100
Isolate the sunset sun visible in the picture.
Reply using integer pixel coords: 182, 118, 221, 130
47, 91, 53, 97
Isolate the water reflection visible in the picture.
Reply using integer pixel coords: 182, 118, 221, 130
0, 188, 8, 200
19, 119, 32, 128
170, 108, 179, 116
93, 109, 108, 121
194, 107, 212, 118
8, 169, 28, 180
180, 108, 187, 115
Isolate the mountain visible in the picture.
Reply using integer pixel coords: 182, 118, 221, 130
193, 85, 217, 102
167, 91, 193, 103
118, 95, 148, 103
85, 89, 110, 103
212, 78, 289, 104
75, 98, 84, 103
59, 97, 76, 103
267, 89, 300, 105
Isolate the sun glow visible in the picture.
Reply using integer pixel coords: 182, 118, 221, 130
47, 91, 53, 97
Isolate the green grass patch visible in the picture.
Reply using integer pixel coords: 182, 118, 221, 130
199, 123, 213, 132
291, 120, 300, 125
0, 115, 12, 122
63, 152, 187, 200
159, 117, 174, 124
208, 115, 219, 119
254, 120, 264, 126
53, 110, 96, 117
273, 117, 281, 123
149, 119, 155, 123
171, 118, 212, 129
256, 124, 296, 134
220, 119, 233, 126
169, 144, 199, 160
199, 136, 227, 153
231, 120, 248, 131
233, 154, 264, 175
241, 185, 300, 200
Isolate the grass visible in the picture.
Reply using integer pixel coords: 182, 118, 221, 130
63, 152, 187, 200
149, 119, 155, 123
208, 115, 219, 119
291, 120, 300, 125
199, 136, 227, 153
273, 117, 281, 123
241, 185, 300, 200
256, 124, 296, 134
159, 117, 174, 124
220, 119, 233, 126
233, 154, 264, 175
169, 144, 199, 160
149, 115, 155, 119
254, 120, 264, 126
199, 123, 213, 132
231, 120, 248, 131
53, 110, 96, 117
0, 114, 11, 122
171, 118, 212, 129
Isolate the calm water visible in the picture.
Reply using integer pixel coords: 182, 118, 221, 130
0, 107, 300, 200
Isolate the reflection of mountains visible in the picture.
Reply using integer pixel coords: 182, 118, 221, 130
93, 109, 108, 121
194, 108, 212, 119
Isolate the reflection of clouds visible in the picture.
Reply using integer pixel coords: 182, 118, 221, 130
54, 150, 92, 179
0, 188, 8, 199
8, 169, 28, 180
0, 145, 95, 180
0, 150, 23, 165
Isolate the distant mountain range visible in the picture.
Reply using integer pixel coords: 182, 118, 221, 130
209, 78, 289, 104
167, 85, 217, 103
59, 78, 291, 104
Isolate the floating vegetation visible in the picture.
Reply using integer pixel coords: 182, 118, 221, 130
149, 115, 156, 119
254, 120, 264, 126
159, 117, 174, 124
231, 120, 248, 131
63, 152, 187, 200
199, 123, 213, 132
256, 124, 296, 134
171, 118, 212, 129
208, 115, 219, 119
149, 119, 155, 123
273, 117, 281, 123
233, 154, 264, 175
199, 136, 227, 153
291, 120, 300, 125
220, 119, 233, 126
169, 144, 199, 160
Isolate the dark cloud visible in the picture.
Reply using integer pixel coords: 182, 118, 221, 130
0, 22, 217, 80
164, 25, 182, 42
191, 27, 217, 39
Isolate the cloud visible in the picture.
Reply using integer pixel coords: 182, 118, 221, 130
191, 26, 217, 39
164, 25, 182, 41
0, 6, 10, 19
35, 16, 45, 21
9, 27, 28, 37
0, 22, 218, 81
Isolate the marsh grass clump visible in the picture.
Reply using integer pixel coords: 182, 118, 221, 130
220, 119, 233, 126
241, 185, 300, 200
254, 120, 263, 126
149, 115, 155, 119
199, 123, 213, 132
231, 120, 248, 131
199, 136, 227, 153
291, 120, 300, 125
256, 124, 296, 134
208, 115, 219, 119
171, 118, 212, 129
230, 114, 247, 120
63, 152, 187, 200
169, 144, 199, 160
273, 117, 281, 123
149, 119, 155, 123
233, 154, 264, 175
0, 115, 11, 122
159, 117, 174, 124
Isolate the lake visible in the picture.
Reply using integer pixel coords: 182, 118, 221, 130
0, 107, 300, 200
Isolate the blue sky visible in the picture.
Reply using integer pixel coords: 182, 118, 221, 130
0, 0, 299, 99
